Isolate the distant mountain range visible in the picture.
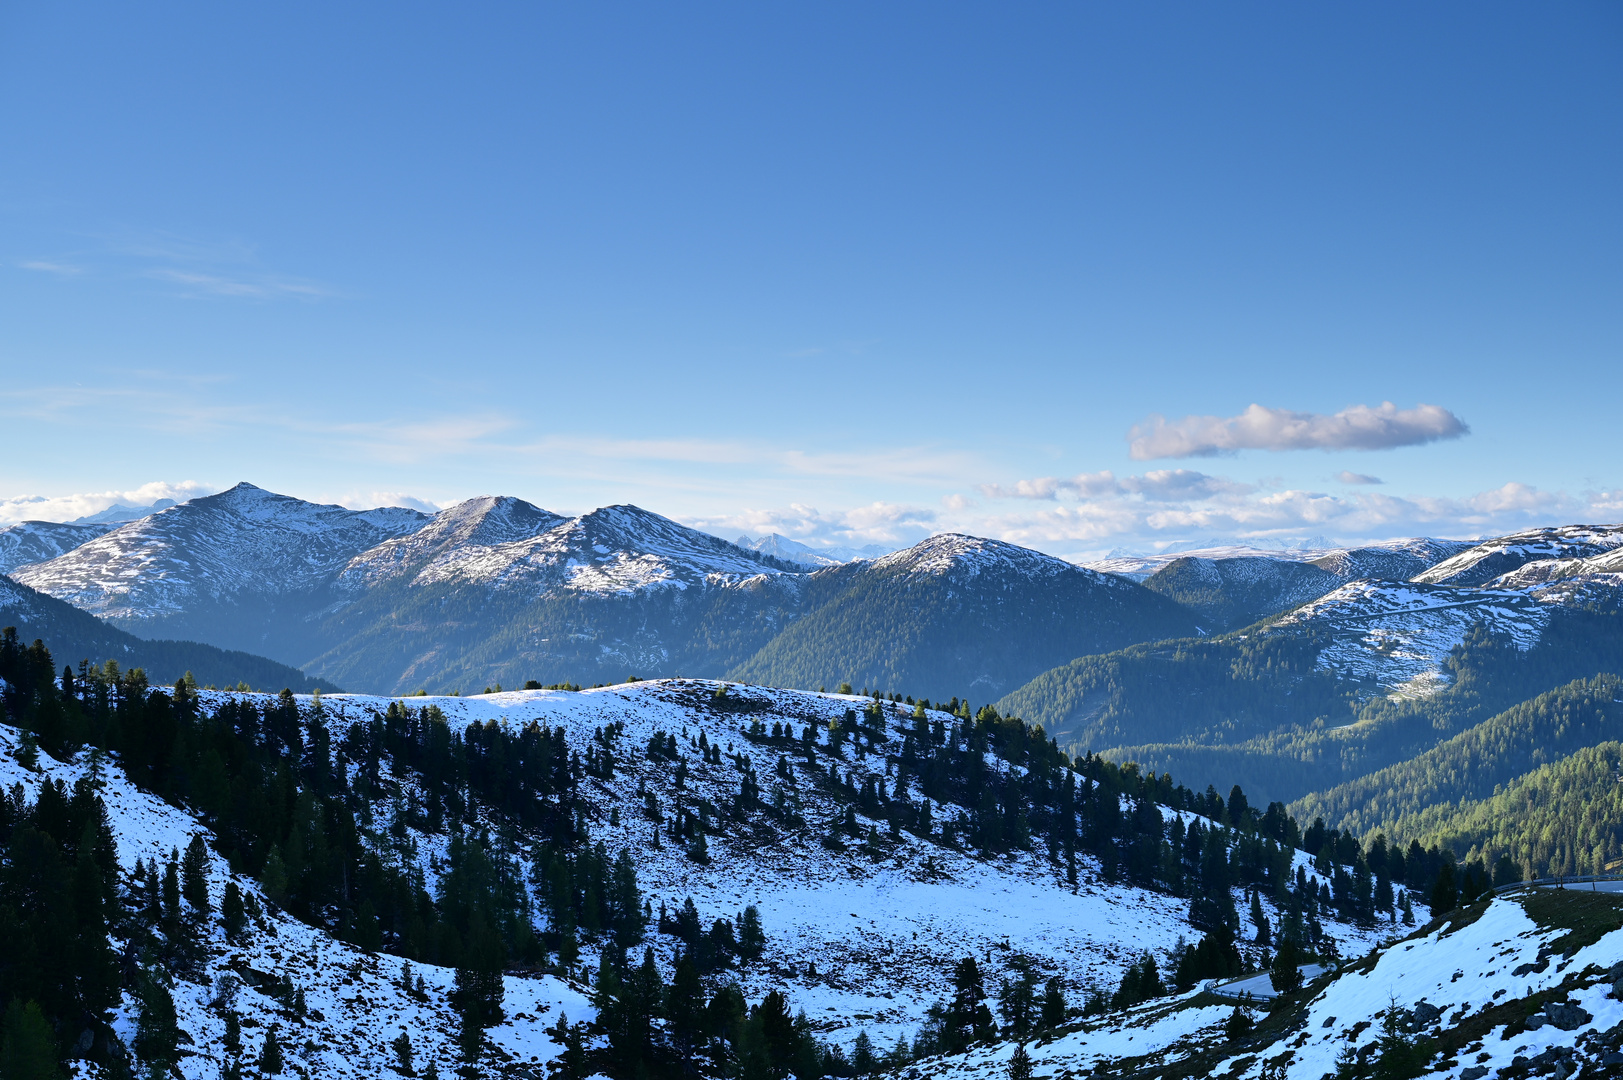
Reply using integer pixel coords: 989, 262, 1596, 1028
2, 484, 1193, 696
6, 483, 1623, 724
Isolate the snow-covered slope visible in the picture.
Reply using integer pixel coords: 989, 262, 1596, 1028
1272, 581, 1550, 695
7, 676, 1392, 1073
875, 534, 1130, 589
11, 482, 428, 624
337, 495, 567, 589
404, 505, 791, 596
1414, 524, 1623, 588
903, 889, 1623, 1080
0, 722, 590, 1080
267, 678, 1388, 1050
0, 519, 117, 573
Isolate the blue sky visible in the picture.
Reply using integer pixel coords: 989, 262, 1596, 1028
2, 3, 1619, 558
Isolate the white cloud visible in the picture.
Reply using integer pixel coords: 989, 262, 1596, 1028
1128, 402, 1469, 460
0, 481, 216, 525
684, 501, 938, 549
1336, 471, 1383, 485
950, 464, 1623, 560
360, 492, 442, 513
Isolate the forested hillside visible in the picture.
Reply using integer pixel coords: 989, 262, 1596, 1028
1378, 741, 1623, 878
1291, 674, 1623, 837
0, 577, 337, 692
0, 626, 1414, 1080
1139, 555, 1341, 632
728, 536, 1197, 699
998, 609, 1623, 806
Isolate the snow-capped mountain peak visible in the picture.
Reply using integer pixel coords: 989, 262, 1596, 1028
874, 533, 1114, 584
736, 533, 848, 568
339, 495, 567, 588
11, 483, 430, 623
403, 503, 795, 597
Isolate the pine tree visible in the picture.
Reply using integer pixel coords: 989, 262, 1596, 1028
222, 880, 247, 943
1008, 1042, 1034, 1080
134, 967, 180, 1075
1429, 862, 1457, 914
259, 1028, 284, 1075
1269, 936, 1304, 995
738, 904, 765, 962
391, 1029, 415, 1075
852, 1031, 876, 1074
1039, 977, 1066, 1031
1249, 891, 1271, 945
0, 1001, 63, 1080
181, 834, 211, 916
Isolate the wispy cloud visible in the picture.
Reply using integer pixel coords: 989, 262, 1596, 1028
1129, 402, 1469, 460
1336, 471, 1383, 485
144, 268, 330, 300
15, 227, 334, 301
18, 260, 83, 276
979, 469, 1250, 502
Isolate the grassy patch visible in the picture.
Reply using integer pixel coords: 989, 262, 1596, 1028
1513, 887, 1623, 954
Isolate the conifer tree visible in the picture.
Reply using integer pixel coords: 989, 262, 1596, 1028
134, 967, 180, 1076
1008, 1042, 1034, 1080
1269, 937, 1304, 995
259, 1028, 283, 1075
852, 1031, 876, 1075
391, 1030, 414, 1075
1039, 977, 1066, 1031
222, 880, 247, 944
1429, 862, 1457, 914
0, 1001, 63, 1080
181, 834, 211, 916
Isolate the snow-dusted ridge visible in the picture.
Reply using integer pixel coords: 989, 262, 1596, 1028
903, 890, 1623, 1079
0, 519, 119, 574
4, 675, 1407, 1077
0, 721, 591, 1080
10, 483, 429, 621
876, 534, 1125, 587
1274, 580, 1552, 693
1415, 524, 1623, 588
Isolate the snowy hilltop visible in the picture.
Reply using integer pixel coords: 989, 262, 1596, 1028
0, 642, 1435, 1080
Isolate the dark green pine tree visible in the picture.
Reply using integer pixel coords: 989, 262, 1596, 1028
1429, 862, 1458, 915
134, 968, 181, 1076
450, 913, 506, 1061
222, 880, 247, 944
181, 834, 211, 917
1039, 977, 1067, 1031
259, 1028, 284, 1075
737, 904, 765, 963
0, 1001, 64, 1080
